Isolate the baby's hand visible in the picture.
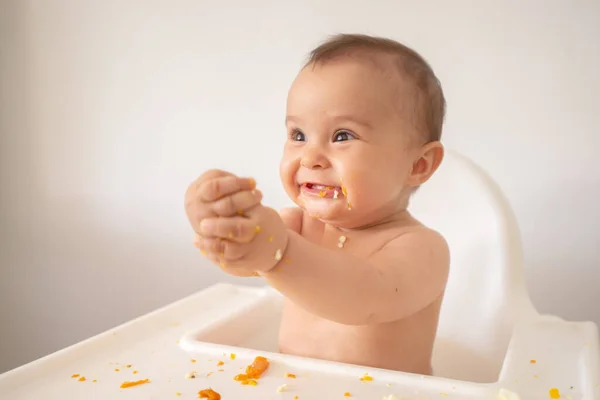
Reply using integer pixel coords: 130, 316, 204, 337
194, 201, 289, 274
184, 169, 261, 230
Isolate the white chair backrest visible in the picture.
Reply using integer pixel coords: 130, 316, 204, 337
409, 149, 536, 383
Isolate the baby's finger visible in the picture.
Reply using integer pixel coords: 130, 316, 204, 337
199, 217, 258, 243
198, 175, 256, 202
196, 236, 226, 256
212, 189, 262, 217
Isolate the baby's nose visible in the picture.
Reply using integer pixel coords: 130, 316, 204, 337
300, 146, 330, 170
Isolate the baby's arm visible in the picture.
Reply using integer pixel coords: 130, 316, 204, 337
262, 226, 449, 325
278, 207, 303, 234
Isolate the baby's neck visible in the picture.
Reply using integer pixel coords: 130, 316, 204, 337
333, 209, 415, 232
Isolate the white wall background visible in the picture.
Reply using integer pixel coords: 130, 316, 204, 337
1, 0, 599, 374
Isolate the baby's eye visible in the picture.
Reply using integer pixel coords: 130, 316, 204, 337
333, 130, 355, 142
290, 129, 306, 142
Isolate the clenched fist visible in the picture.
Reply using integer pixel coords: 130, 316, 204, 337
184, 169, 289, 275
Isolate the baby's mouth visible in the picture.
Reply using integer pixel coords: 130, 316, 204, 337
300, 183, 344, 199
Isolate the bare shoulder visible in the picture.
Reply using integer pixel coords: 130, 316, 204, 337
353, 225, 450, 322
390, 225, 448, 254
373, 225, 450, 288
278, 207, 303, 234
385, 226, 448, 268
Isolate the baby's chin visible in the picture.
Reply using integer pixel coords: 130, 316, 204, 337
296, 196, 350, 221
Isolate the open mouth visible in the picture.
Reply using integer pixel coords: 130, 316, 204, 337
300, 183, 344, 199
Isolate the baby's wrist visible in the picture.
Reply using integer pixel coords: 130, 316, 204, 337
260, 229, 290, 274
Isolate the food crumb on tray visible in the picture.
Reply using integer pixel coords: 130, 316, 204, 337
198, 388, 221, 399
549, 388, 561, 399
185, 371, 197, 379
120, 378, 150, 389
276, 384, 287, 393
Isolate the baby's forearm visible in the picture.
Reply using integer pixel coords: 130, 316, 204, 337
261, 231, 389, 325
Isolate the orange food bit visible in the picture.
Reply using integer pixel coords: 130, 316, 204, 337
71, 374, 80, 378
234, 356, 270, 385
255, 225, 261, 233
285, 372, 296, 378
530, 359, 537, 364
318, 190, 326, 198
344, 392, 351, 397
341, 186, 348, 197
115, 368, 120, 372
191, 359, 196, 363
198, 388, 221, 399
176, 393, 181, 396
230, 353, 236, 360
234, 373, 248, 381
359, 374, 373, 381
217, 361, 224, 366
268, 236, 274, 242
294, 397, 299, 400
120, 379, 150, 388
245, 356, 269, 379
92, 380, 97, 383
549, 388, 560, 399
218, 369, 224, 372
78, 376, 86, 382
237, 210, 244, 216
133, 370, 138, 374
126, 364, 132, 368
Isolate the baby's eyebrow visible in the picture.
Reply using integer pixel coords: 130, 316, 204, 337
284, 115, 302, 126
329, 114, 373, 129
285, 114, 372, 129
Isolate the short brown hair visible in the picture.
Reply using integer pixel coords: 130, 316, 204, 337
305, 34, 445, 142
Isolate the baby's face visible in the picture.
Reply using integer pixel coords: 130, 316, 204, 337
281, 59, 420, 228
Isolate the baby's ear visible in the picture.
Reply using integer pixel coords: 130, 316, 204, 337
406, 141, 444, 187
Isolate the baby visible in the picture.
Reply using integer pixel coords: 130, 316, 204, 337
184, 34, 449, 375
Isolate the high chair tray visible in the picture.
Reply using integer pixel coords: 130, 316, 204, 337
0, 283, 598, 399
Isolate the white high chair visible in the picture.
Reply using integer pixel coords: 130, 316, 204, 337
0, 150, 598, 399
409, 149, 538, 383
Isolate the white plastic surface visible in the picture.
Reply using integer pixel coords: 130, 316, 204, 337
1, 150, 599, 399
409, 150, 537, 382
1, 283, 597, 399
